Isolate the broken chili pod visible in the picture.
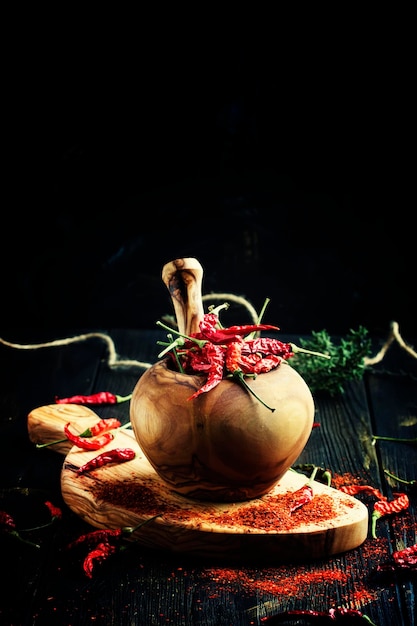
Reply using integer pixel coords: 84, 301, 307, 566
371, 493, 410, 539
55, 391, 132, 405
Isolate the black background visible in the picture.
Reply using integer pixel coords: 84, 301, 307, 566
3, 17, 415, 339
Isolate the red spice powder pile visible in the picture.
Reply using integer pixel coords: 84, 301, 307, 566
93, 478, 342, 531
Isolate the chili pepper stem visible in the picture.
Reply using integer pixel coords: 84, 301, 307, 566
371, 511, 381, 539
156, 320, 206, 358
372, 435, 417, 444
36, 438, 67, 449
122, 514, 161, 537
114, 393, 132, 403
291, 344, 331, 359
384, 469, 416, 486
8, 530, 41, 549
230, 370, 276, 412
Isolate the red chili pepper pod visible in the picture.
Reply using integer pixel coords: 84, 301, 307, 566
371, 493, 410, 538
64, 423, 114, 450
76, 448, 136, 474
55, 391, 132, 405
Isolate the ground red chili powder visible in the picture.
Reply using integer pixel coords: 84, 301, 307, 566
92, 477, 342, 532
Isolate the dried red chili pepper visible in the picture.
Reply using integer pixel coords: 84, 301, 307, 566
67, 528, 124, 550
187, 343, 225, 400
44, 501, 62, 521
375, 543, 417, 575
392, 543, 417, 567
79, 418, 121, 437
55, 391, 132, 405
198, 312, 280, 344
261, 608, 377, 624
83, 541, 117, 578
64, 423, 114, 450
290, 466, 319, 513
70, 448, 136, 474
242, 337, 294, 359
339, 484, 386, 500
371, 493, 410, 538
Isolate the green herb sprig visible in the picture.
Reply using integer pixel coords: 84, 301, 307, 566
289, 326, 371, 396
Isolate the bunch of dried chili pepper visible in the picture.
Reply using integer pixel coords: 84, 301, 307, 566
156, 301, 329, 410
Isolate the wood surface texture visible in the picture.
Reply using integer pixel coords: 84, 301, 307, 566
1, 328, 416, 626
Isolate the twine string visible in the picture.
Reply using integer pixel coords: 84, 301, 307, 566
0, 295, 415, 371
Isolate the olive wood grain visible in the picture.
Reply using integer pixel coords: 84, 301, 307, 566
28, 405, 369, 562
161, 257, 205, 336
27, 403, 104, 455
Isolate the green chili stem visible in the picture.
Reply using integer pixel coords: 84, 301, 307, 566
115, 393, 133, 403
371, 510, 382, 539
156, 320, 206, 358
231, 370, 276, 412
372, 435, 417, 444
291, 344, 331, 359
8, 530, 40, 549
167, 333, 184, 373
122, 514, 161, 536
384, 469, 416, 486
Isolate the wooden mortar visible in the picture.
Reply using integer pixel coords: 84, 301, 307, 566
130, 258, 315, 502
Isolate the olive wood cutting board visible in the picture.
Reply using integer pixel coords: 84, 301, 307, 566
28, 404, 369, 562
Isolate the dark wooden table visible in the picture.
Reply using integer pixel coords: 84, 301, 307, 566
0, 327, 416, 626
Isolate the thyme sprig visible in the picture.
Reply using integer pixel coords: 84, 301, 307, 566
289, 327, 372, 396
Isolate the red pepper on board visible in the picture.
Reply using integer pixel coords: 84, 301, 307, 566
79, 418, 121, 437
371, 493, 410, 538
73, 448, 136, 474
64, 423, 114, 450
55, 391, 132, 405
290, 466, 319, 514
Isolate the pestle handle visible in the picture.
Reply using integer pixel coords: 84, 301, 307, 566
162, 258, 205, 336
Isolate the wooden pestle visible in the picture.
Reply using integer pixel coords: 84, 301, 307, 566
162, 258, 205, 336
